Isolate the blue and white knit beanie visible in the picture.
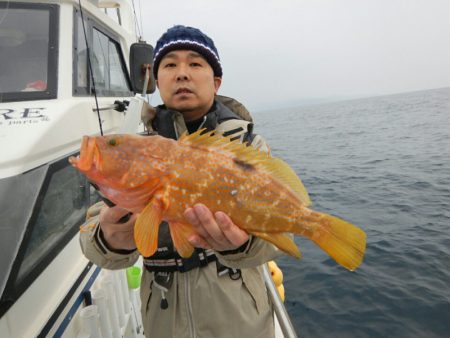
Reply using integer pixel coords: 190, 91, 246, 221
153, 25, 222, 79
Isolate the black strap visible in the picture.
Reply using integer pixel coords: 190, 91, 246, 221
242, 122, 255, 146
222, 126, 244, 137
144, 248, 218, 273
216, 260, 241, 280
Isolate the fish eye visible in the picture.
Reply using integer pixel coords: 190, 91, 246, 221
108, 139, 117, 146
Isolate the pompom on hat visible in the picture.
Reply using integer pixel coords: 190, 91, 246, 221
153, 25, 222, 79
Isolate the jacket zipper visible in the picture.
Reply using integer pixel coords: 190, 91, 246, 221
184, 273, 196, 338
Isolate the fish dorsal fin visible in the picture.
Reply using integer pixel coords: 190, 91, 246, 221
260, 157, 311, 206
179, 129, 268, 164
179, 129, 311, 206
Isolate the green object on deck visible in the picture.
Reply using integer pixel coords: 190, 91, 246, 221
127, 266, 142, 289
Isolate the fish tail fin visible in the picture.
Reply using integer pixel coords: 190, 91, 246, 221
293, 211, 366, 271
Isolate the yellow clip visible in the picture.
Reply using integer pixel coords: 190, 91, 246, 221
79, 223, 97, 233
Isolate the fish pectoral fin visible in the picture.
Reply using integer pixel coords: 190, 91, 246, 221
251, 231, 301, 258
168, 222, 195, 258
134, 200, 162, 257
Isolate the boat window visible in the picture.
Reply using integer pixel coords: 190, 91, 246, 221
75, 14, 89, 90
16, 162, 89, 282
74, 10, 132, 97
108, 36, 132, 91
0, 3, 58, 102
0, 155, 103, 316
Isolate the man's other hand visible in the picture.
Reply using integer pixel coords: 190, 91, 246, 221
184, 203, 249, 252
99, 206, 137, 251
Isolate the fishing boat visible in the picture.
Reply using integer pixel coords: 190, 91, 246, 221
0, 1, 296, 337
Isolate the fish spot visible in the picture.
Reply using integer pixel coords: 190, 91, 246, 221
230, 189, 238, 196
245, 215, 252, 223
233, 158, 255, 171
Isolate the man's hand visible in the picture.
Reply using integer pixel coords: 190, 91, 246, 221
99, 206, 137, 251
184, 204, 249, 252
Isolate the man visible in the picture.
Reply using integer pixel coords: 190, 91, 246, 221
80, 25, 281, 338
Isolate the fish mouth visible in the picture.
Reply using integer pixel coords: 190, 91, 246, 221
175, 87, 194, 95
69, 136, 98, 171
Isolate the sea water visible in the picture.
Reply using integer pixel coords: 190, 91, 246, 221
255, 87, 450, 338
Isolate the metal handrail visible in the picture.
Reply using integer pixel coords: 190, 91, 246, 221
262, 263, 298, 338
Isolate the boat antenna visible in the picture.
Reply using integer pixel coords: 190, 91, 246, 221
78, 0, 104, 136
138, 0, 143, 39
131, 0, 143, 40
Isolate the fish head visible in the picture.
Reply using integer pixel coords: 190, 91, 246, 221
69, 134, 167, 190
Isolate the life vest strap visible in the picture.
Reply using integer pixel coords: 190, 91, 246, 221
143, 248, 217, 273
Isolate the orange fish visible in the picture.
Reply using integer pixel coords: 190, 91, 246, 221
69, 130, 366, 271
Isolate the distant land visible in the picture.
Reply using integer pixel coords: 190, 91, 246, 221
254, 86, 450, 114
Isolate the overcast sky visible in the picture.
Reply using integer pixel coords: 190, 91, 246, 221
137, 0, 450, 111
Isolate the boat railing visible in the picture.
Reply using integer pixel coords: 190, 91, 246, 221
262, 263, 298, 338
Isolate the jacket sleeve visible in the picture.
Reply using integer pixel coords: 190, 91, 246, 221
79, 202, 140, 270
214, 119, 288, 269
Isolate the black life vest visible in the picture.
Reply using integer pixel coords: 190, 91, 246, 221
152, 100, 244, 140
143, 100, 252, 271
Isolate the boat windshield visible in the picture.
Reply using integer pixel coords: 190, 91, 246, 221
0, 3, 58, 102
0, 154, 102, 316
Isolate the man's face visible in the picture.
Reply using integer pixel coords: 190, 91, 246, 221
156, 50, 222, 121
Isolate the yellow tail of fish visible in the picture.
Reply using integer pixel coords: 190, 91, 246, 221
294, 212, 366, 271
